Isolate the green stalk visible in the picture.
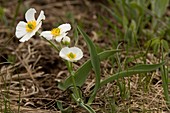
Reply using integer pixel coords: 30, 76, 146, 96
143, 40, 152, 64
66, 61, 96, 112
160, 44, 170, 105
2, 70, 10, 112
44, 38, 59, 52
70, 72, 80, 99
66, 61, 80, 99
80, 103, 96, 113
160, 66, 170, 104
39, 33, 60, 52
11, 0, 22, 27
71, 93, 96, 113
115, 43, 125, 98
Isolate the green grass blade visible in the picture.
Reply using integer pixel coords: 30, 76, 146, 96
56, 101, 73, 112
160, 65, 170, 105
100, 3, 122, 25
100, 62, 165, 87
11, 0, 22, 27
74, 27, 79, 46
58, 50, 121, 90
151, 0, 169, 18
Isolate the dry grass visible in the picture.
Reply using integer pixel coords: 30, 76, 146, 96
0, 0, 170, 112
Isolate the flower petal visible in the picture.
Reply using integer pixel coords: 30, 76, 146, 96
58, 23, 71, 34
36, 10, 45, 24
19, 32, 33, 42
71, 47, 83, 61
40, 31, 53, 40
62, 36, 70, 42
19, 22, 41, 42
25, 8, 36, 22
59, 47, 83, 62
62, 36, 70, 45
59, 47, 70, 60
70, 47, 83, 60
55, 33, 67, 42
75, 50, 83, 60
34, 21, 42, 33
15, 21, 27, 38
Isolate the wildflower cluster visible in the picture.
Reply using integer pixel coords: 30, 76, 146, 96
15, 8, 83, 62
15, 8, 94, 113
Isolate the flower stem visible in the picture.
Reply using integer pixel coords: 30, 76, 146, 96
44, 38, 59, 52
38, 32, 59, 52
67, 61, 80, 99
71, 73, 79, 99
80, 103, 96, 113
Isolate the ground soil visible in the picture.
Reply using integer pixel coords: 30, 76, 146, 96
0, 0, 169, 113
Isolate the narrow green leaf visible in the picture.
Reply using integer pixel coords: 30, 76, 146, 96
129, 20, 137, 33
160, 66, 170, 105
100, 62, 165, 87
130, 2, 143, 16
0, 6, 4, 20
123, 16, 129, 30
80, 103, 96, 113
100, 4, 123, 25
74, 27, 79, 46
77, 26, 101, 104
151, 0, 169, 18
58, 50, 121, 90
56, 101, 73, 113
161, 39, 169, 52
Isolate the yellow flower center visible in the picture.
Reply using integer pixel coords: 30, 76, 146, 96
67, 52, 76, 60
51, 28, 60, 37
26, 21, 37, 32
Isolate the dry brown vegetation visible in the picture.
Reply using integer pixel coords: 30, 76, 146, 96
0, 0, 170, 112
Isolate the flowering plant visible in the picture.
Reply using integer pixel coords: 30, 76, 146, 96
15, 8, 165, 113
15, 8, 94, 112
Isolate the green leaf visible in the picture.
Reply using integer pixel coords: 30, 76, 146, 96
100, 62, 165, 87
161, 39, 169, 52
56, 101, 73, 113
123, 16, 129, 30
125, 53, 143, 64
74, 27, 79, 46
58, 49, 121, 90
0, 6, 4, 19
130, 2, 144, 16
160, 66, 170, 105
100, 4, 123, 25
77, 26, 101, 104
129, 20, 137, 33
151, 0, 169, 18
153, 43, 160, 54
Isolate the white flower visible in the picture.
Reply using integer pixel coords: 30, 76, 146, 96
40, 23, 71, 42
15, 8, 45, 42
59, 47, 83, 62
62, 36, 70, 45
